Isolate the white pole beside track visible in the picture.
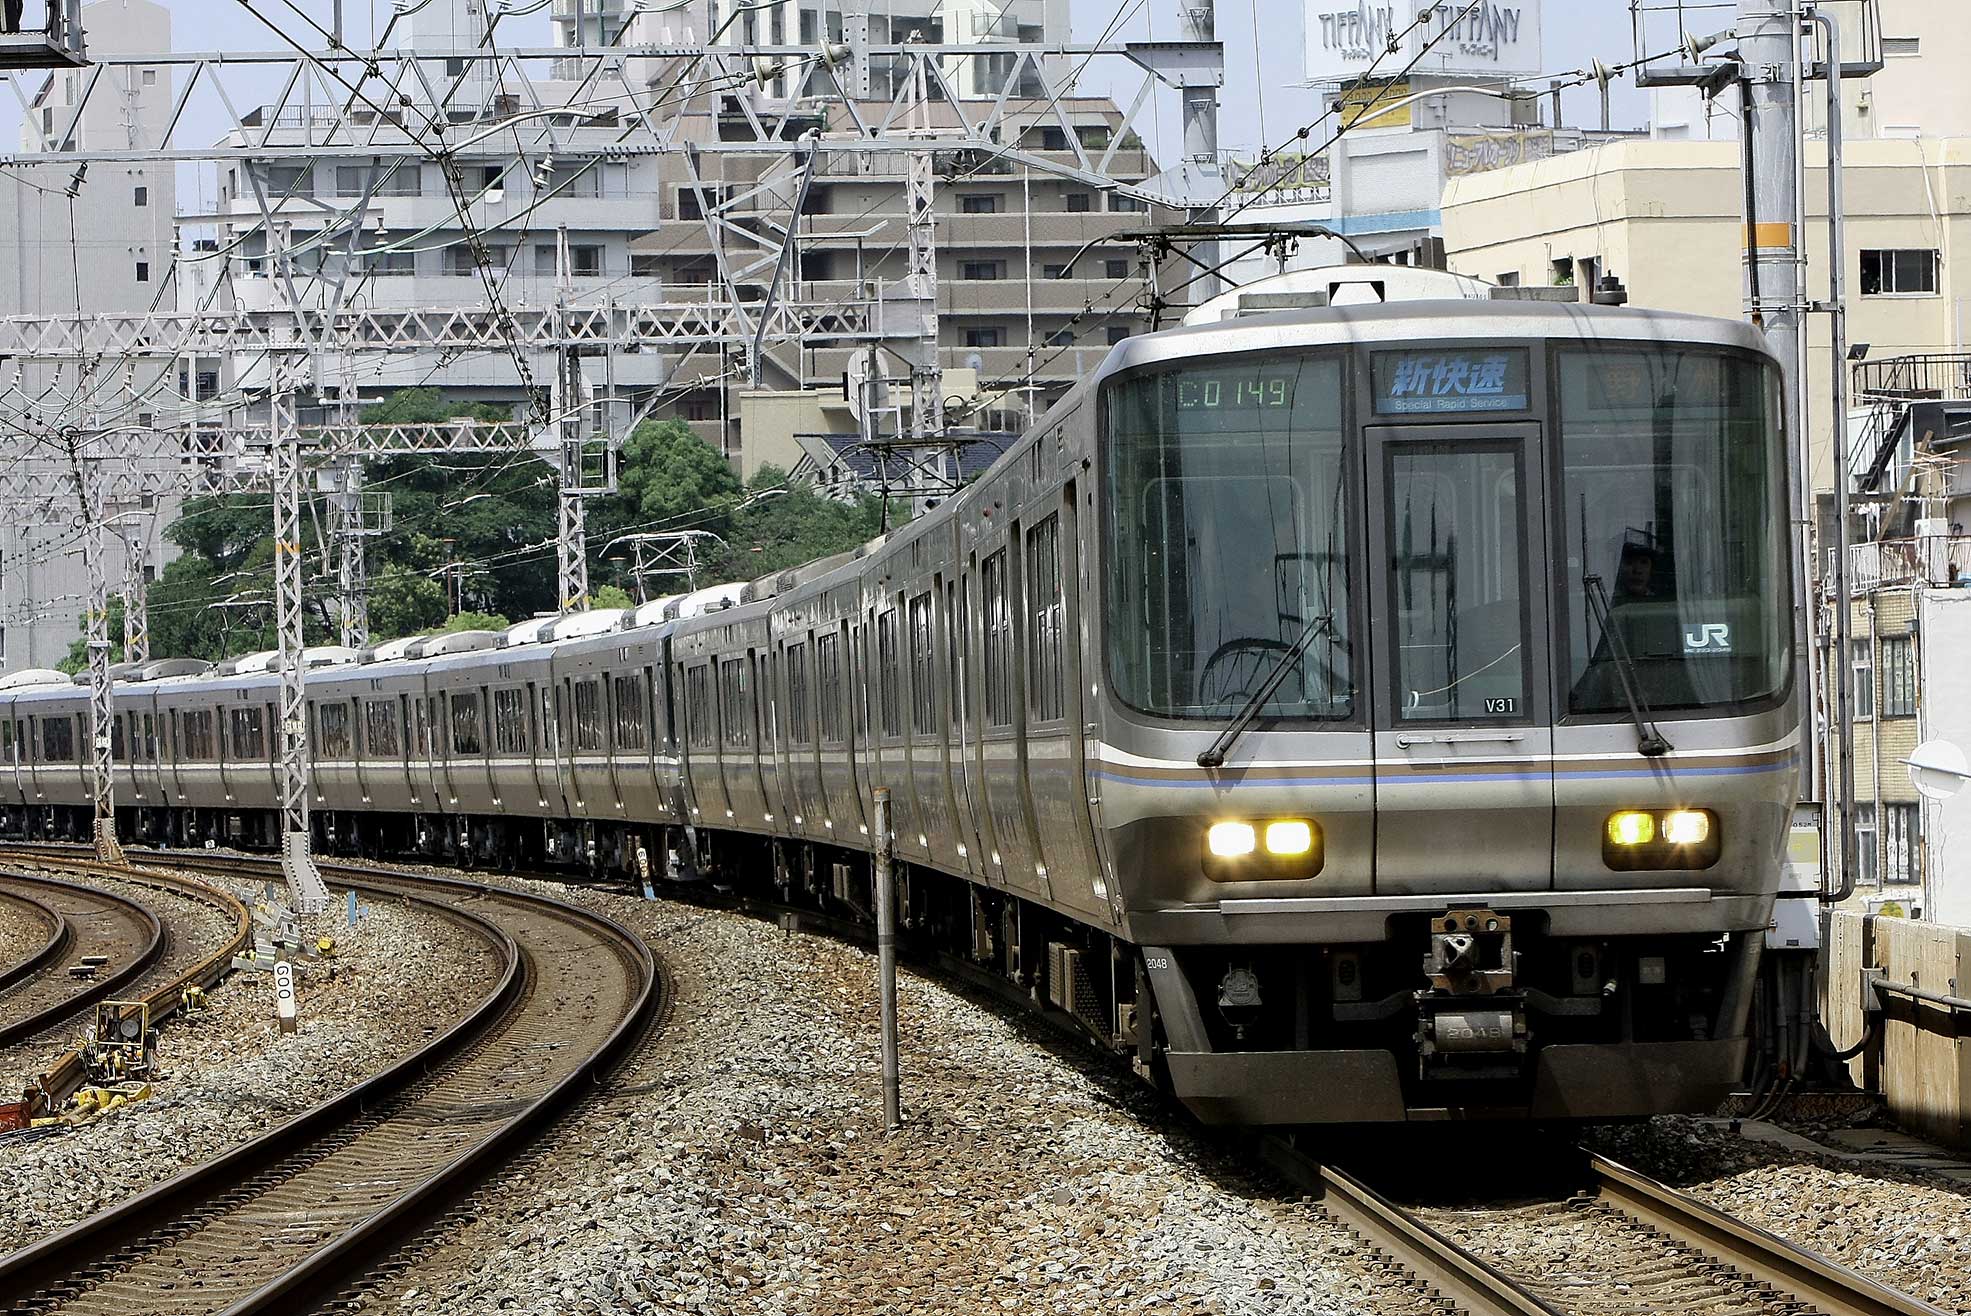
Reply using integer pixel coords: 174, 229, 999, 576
873, 787, 901, 1131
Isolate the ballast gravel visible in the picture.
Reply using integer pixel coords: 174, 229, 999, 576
365, 880, 1427, 1316
0, 879, 500, 1254
0, 888, 55, 972
1589, 1116, 1971, 1314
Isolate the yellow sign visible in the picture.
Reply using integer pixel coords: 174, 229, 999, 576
1339, 81, 1412, 130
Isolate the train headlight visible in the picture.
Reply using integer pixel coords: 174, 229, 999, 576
1264, 820, 1314, 856
1203, 818, 1322, 879
1661, 810, 1711, 846
1602, 808, 1721, 870
1607, 811, 1655, 846
1207, 821, 1257, 857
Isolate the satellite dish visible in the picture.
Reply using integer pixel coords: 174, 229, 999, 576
1907, 740, 1971, 801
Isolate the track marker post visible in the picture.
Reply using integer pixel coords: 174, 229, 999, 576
873, 787, 901, 1131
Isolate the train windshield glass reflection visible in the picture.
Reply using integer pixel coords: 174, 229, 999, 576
1557, 347, 1788, 714
1104, 352, 1352, 720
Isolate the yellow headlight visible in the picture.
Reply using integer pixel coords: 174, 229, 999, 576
1207, 821, 1257, 857
1661, 810, 1711, 846
1607, 811, 1655, 846
1264, 820, 1314, 856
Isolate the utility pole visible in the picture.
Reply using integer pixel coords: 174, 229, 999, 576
1180, 0, 1224, 299
904, 55, 945, 519
554, 225, 593, 613
76, 449, 123, 864
120, 508, 151, 665
267, 365, 331, 915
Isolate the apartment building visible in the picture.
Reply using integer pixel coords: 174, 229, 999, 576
0, 0, 176, 675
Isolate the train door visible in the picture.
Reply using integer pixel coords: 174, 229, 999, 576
1364, 422, 1555, 893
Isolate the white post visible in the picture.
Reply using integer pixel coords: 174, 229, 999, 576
873, 786, 900, 1130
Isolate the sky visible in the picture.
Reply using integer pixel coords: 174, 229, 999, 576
10, 0, 1652, 170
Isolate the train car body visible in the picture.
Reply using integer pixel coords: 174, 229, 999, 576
0, 300, 1801, 1125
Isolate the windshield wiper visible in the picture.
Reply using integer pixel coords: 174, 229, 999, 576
1582, 574, 1671, 758
1196, 613, 1334, 769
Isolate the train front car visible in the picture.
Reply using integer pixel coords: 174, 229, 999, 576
1092, 301, 1798, 1124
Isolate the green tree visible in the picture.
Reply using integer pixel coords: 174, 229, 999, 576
714, 466, 889, 582
590, 583, 634, 610
609, 420, 740, 530
430, 610, 510, 635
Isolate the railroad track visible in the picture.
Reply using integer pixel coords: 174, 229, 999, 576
0, 870, 162, 1053
0, 850, 663, 1316
1279, 1139, 1950, 1316
0, 853, 250, 1109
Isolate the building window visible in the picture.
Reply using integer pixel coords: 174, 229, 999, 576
677, 188, 703, 220
964, 327, 1005, 349
377, 164, 421, 197
1038, 127, 1068, 150
142, 69, 157, 86
364, 246, 415, 276
1852, 639, 1874, 719
134, 260, 149, 283
1065, 193, 1092, 213
133, 185, 147, 207
1881, 635, 1916, 716
1105, 258, 1130, 279
1550, 256, 1575, 287
1496, 271, 1520, 287
1854, 803, 1878, 886
630, 252, 661, 277
1107, 325, 1131, 345
258, 164, 311, 198
1861, 249, 1939, 296
959, 260, 1005, 281
1045, 328, 1074, 347
1885, 802, 1921, 886
1108, 194, 1148, 212
1883, 36, 1921, 57
960, 193, 1000, 214
561, 163, 603, 198
1041, 263, 1069, 280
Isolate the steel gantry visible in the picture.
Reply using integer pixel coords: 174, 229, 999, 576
0, 24, 1223, 911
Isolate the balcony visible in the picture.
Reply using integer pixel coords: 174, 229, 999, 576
1834, 536, 1971, 593
0, 1, 86, 69
1854, 353, 1971, 403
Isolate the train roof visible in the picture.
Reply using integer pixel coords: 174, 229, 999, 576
1101, 299, 1774, 379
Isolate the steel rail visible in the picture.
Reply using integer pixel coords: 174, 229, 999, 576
0, 849, 661, 1316
0, 851, 252, 1111
0, 870, 163, 1053
0, 884, 68, 995
1588, 1152, 1953, 1316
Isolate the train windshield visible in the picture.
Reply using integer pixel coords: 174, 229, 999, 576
1103, 352, 1353, 721
1557, 347, 1788, 716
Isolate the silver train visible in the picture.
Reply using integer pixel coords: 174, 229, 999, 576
0, 301, 1800, 1124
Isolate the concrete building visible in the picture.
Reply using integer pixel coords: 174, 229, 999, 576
0, 0, 176, 675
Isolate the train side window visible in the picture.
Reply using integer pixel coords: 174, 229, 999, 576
540, 686, 560, 755
318, 702, 353, 759
982, 549, 1013, 728
719, 657, 751, 748
413, 698, 430, 757
1025, 515, 1064, 723
816, 634, 844, 743
1, 719, 11, 764
573, 679, 604, 752
43, 714, 76, 762
112, 715, 126, 760
366, 699, 401, 757
229, 706, 266, 759
142, 713, 156, 759
450, 692, 483, 755
786, 641, 811, 744
493, 688, 529, 755
908, 593, 936, 736
685, 664, 715, 750
876, 609, 902, 739
612, 674, 647, 751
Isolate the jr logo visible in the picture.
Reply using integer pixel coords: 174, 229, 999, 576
1684, 623, 1733, 653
